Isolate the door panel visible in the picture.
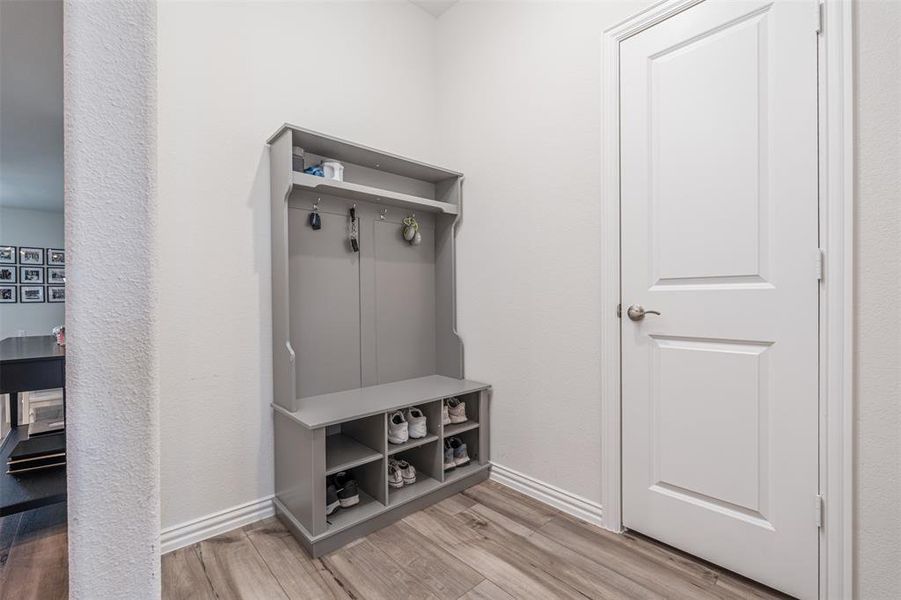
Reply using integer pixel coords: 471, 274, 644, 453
620, 1, 819, 598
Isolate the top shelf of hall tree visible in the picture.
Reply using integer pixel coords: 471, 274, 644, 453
270, 124, 462, 215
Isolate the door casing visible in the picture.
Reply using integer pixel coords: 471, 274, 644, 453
599, 1, 854, 598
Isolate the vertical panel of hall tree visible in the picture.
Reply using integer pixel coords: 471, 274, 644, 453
289, 203, 362, 398
373, 218, 437, 384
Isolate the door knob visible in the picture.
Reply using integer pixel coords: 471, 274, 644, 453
626, 304, 661, 321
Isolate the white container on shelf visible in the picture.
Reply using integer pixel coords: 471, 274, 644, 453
321, 160, 344, 181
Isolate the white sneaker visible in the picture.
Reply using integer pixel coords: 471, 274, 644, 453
388, 458, 417, 486
388, 462, 404, 488
441, 402, 451, 426
405, 406, 427, 439
397, 460, 416, 485
388, 411, 409, 444
447, 397, 467, 424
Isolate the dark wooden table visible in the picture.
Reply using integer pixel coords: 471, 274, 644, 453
0, 335, 66, 516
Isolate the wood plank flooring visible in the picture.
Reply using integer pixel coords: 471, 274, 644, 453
0, 481, 791, 599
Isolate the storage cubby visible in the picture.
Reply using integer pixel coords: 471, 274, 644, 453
269, 124, 491, 557
442, 391, 481, 437
388, 442, 442, 505
324, 458, 386, 531
386, 400, 441, 455
325, 413, 384, 475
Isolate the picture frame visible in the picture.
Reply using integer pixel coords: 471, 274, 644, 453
46, 267, 65, 285
47, 248, 65, 266
20, 266, 44, 284
0, 265, 15, 283
47, 286, 65, 303
19, 247, 44, 265
20, 286, 45, 303
0, 246, 15, 264
0, 286, 15, 303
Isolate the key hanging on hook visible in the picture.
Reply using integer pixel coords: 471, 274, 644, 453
309, 197, 322, 230
349, 205, 359, 252
402, 212, 422, 246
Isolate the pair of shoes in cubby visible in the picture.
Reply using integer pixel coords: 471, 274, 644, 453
388, 407, 427, 444
443, 437, 470, 471
326, 471, 359, 516
388, 458, 416, 488
441, 397, 467, 426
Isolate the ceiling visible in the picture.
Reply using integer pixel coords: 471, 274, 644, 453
410, 0, 459, 18
0, 0, 64, 211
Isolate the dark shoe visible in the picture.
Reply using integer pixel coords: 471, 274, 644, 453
334, 471, 360, 507
450, 437, 470, 466
443, 440, 456, 471
326, 478, 339, 515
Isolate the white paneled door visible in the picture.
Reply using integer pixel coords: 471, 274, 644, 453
620, 1, 820, 598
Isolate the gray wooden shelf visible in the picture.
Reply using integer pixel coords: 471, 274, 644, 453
325, 490, 383, 533
270, 124, 461, 183
293, 173, 459, 215
278, 375, 490, 429
444, 462, 488, 484
325, 434, 382, 476
443, 421, 480, 437
388, 475, 442, 506
387, 433, 439, 456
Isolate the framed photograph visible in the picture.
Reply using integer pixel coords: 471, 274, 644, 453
0, 265, 15, 283
0, 246, 15, 264
19, 247, 44, 265
0, 286, 15, 303
47, 267, 65, 285
47, 286, 65, 303
47, 248, 65, 266
20, 286, 44, 303
20, 266, 44, 284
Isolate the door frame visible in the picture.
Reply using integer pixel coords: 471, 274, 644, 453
599, 1, 854, 598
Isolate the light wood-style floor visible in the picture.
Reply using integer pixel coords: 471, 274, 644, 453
0, 481, 790, 599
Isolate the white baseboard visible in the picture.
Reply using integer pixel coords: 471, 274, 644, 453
160, 496, 275, 554
490, 463, 604, 527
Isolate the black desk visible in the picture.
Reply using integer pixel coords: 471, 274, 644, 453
0, 335, 66, 516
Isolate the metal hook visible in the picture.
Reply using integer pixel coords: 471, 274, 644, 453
379, 208, 388, 220
313, 197, 320, 212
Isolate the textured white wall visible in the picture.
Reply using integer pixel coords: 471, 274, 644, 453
854, 1, 901, 597
64, 1, 159, 598
157, 0, 438, 530
0, 207, 65, 340
435, 0, 651, 505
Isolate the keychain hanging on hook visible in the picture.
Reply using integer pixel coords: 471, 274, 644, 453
349, 204, 360, 252
402, 213, 422, 246
309, 198, 322, 230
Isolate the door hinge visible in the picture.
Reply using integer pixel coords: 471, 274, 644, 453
816, 2, 824, 34
816, 248, 825, 281
816, 494, 824, 528
617, 303, 622, 318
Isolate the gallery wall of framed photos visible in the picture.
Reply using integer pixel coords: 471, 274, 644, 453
0, 245, 65, 304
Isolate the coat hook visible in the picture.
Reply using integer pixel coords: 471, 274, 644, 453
313, 197, 320, 211
379, 208, 388, 220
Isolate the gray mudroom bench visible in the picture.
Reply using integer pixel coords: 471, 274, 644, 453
267, 124, 490, 557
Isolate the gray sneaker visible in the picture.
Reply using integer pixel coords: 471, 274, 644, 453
447, 397, 467, 424
443, 440, 456, 471
449, 437, 470, 466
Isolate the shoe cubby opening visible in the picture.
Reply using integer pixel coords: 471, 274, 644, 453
386, 400, 441, 456
387, 442, 442, 505
325, 413, 385, 476
442, 391, 480, 437
324, 457, 387, 532
443, 426, 480, 483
